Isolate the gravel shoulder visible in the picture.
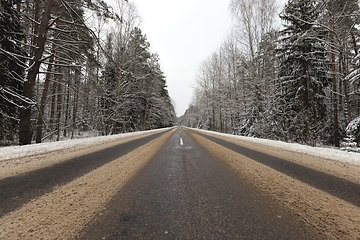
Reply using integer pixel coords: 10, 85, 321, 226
0, 129, 175, 239
187, 130, 360, 240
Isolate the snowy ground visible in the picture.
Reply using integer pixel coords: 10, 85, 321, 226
188, 127, 360, 166
0, 128, 172, 162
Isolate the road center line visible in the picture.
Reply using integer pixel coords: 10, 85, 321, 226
180, 138, 183, 146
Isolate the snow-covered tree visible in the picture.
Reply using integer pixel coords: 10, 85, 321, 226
0, 0, 26, 144
341, 116, 360, 152
0, 0, 175, 146
278, 0, 330, 145
182, 0, 360, 148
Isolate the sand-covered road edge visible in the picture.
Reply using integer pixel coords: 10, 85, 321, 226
0, 128, 171, 180
189, 128, 360, 185
0, 129, 175, 239
187, 130, 360, 240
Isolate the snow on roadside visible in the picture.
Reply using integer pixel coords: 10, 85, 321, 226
0, 128, 172, 162
188, 127, 360, 166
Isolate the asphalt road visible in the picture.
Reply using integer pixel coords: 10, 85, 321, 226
0, 130, 168, 217
80, 128, 318, 239
3, 127, 357, 238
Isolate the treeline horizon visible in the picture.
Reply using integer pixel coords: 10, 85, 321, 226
0, 0, 176, 146
180, 0, 360, 147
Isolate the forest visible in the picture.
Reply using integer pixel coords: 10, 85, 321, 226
180, 0, 360, 149
0, 0, 176, 146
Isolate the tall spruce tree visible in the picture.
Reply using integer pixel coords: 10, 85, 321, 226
101, 33, 117, 134
0, 0, 26, 144
278, 0, 330, 144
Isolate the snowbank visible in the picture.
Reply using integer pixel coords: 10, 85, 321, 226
0, 128, 172, 161
188, 127, 360, 166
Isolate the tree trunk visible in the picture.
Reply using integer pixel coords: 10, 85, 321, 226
350, 31, 359, 118
63, 69, 71, 137
19, 0, 55, 145
49, 81, 57, 139
219, 104, 223, 132
35, 47, 56, 143
56, 78, 62, 141
32, 0, 40, 48
338, 51, 343, 111
342, 51, 352, 123
71, 68, 80, 139
212, 102, 215, 131
329, 13, 340, 147
142, 98, 149, 131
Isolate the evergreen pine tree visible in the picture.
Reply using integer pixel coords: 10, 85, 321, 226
278, 0, 330, 144
100, 33, 117, 134
0, 0, 26, 144
124, 27, 152, 131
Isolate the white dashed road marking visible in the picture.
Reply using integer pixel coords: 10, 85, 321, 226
180, 138, 183, 146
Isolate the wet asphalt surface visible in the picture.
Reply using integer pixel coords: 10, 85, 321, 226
0, 130, 168, 217
191, 129, 360, 208
80, 128, 318, 239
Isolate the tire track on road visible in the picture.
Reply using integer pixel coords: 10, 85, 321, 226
189, 129, 360, 207
0, 129, 170, 217
0, 129, 175, 240
80, 127, 316, 239
187, 129, 360, 239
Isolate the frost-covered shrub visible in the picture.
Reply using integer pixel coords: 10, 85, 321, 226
345, 117, 360, 144
341, 117, 360, 152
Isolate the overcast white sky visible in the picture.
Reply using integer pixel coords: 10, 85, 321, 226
131, 0, 287, 116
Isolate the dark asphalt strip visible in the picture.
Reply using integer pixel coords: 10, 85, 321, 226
80, 128, 318, 239
0, 130, 169, 217
190, 129, 360, 208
